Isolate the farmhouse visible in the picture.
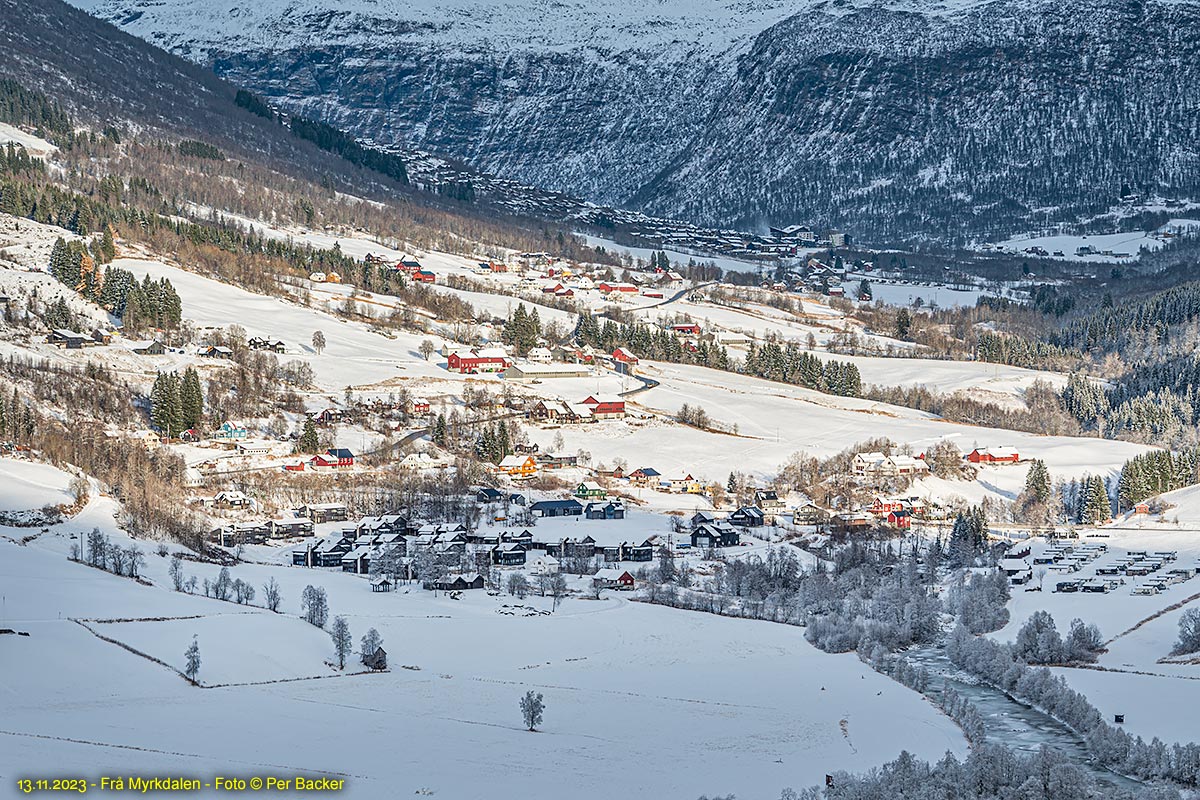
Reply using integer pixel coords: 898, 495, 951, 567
628, 467, 661, 487
447, 351, 510, 374
123, 339, 166, 356
592, 568, 635, 590
580, 394, 626, 419
406, 398, 431, 415
611, 347, 639, 365
966, 447, 1020, 464
531, 555, 560, 576
48, 329, 89, 349
662, 474, 703, 494
531, 400, 589, 423
575, 481, 607, 499
597, 282, 639, 294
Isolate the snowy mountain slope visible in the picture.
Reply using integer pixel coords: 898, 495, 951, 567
66, 0, 1200, 240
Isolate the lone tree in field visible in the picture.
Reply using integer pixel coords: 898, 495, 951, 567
301, 584, 329, 628
184, 636, 201, 685
419, 339, 435, 361
263, 577, 282, 612
330, 616, 352, 669
520, 690, 544, 732
360, 627, 383, 664
312, 330, 326, 355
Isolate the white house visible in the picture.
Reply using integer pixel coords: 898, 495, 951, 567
531, 555, 560, 576
527, 347, 553, 364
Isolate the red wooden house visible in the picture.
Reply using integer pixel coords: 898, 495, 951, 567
413, 270, 436, 283
407, 398, 431, 415
670, 323, 701, 335
581, 394, 626, 418
887, 510, 912, 529
966, 447, 1019, 464
612, 347, 639, 365
598, 282, 638, 294
868, 497, 905, 516
447, 352, 510, 374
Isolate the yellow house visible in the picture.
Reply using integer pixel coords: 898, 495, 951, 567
498, 454, 538, 478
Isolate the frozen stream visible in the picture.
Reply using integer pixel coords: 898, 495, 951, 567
904, 645, 1144, 792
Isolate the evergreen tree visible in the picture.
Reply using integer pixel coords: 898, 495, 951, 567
1024, 459, 1051, 504
297, 415, 320, 453
179, 367, 203, 430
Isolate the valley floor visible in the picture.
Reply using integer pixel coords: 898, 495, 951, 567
0, 480, 965, 800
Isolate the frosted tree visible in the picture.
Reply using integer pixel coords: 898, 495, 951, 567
330, 616, 352, 670
1014, 610, 1064, 664
263, 577, 282, 612
1065, 618, 1104, 662
1172, 608, 1200, 656
232, 579, 255, 605
168, 554, 184, 591
301, 584, 329, 627
213, 567, 233, 601
184, 636, 201, 685
506, 572, 530, 598
519, 690, 544, 731
419, 339, 435, 361
311, 330, 326, 355
360, 627, 383, 663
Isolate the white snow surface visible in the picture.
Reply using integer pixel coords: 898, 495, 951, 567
0, 457, 75, 511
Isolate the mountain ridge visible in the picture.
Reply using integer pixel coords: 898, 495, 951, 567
63, 0, 1200, 241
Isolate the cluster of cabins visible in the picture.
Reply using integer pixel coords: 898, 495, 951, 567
1003, 541, 1196, 596
210, 501, 349, 546
289, 513, 663, 577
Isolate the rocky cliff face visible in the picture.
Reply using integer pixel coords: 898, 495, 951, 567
69, 0, 1200, 241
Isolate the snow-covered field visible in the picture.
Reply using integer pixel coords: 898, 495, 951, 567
0, 457, 74, 511
981, 219, 1200, 263
561, 360, 1148, 485
0, 466, 966, 799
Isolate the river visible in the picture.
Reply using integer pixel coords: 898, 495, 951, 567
903, 645, 1144, 792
